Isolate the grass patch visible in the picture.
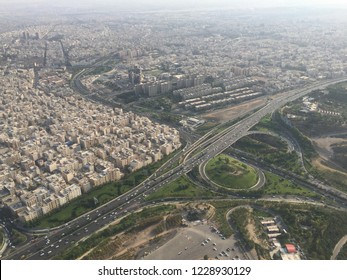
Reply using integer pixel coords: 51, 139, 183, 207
117, 91, 138, 103
210, 200, 246, 238
233, 134, 303, 175
262, 172, 319, 198
150, 112, 182, 126
11, 229, 27, 246
195, 121, 219, 135
310, 163, 347, 193
196, 112, 253, 137
250, 134, 288, 151
253, 114, 280, 131
206, 154, 258, 189
145, 176, 215, 201
87, 66, 112, 76
138, 97, 173, 112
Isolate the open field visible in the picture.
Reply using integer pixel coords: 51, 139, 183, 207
312, 158, 347, 193
234, 134, 287, 154
145, 176, 215, 201
11, 229, 27, 246
312, 134, 347, 171
195, 121, 220, 135
312, 136, 347, 159
262, 172, 318, 198
206, 154, 258, 190
201, 98, 266, 122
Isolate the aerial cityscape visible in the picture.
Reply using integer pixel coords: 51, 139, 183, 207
1, 0, 347, 261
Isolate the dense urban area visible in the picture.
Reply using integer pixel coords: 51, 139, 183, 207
1, 3, 347, 261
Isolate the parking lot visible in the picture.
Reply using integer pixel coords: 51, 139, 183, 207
144, 223, 245, 260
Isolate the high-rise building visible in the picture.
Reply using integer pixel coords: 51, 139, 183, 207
128, 66, 142, 85
145, 83, 159, 96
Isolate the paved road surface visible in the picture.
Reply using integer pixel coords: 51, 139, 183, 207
144, 223, 244, 260
331, 235, 347, 260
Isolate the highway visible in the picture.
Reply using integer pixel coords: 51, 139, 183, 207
228, 148, 347, 208
4, 76, 347, 260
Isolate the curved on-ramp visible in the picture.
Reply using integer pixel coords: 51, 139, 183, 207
200, 155, 266, 192
331, 235, 347, 260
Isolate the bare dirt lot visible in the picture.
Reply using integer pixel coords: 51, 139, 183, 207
201, 98, 267, 122
312, 157, 347, 176
312, 136, 347, 159
311, 133, 347, 172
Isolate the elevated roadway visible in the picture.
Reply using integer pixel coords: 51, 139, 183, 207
5, 77, 347, 259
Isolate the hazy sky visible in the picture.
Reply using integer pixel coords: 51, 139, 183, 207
1, 0, 347, 10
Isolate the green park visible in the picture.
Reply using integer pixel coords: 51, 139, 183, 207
206, 154, 258, 190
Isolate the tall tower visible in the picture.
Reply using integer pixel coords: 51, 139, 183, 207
128, 66, 142, 84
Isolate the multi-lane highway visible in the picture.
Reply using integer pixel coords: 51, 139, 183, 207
5, 76, 347, 260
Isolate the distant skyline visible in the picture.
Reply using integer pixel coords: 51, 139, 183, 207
1, 0, 347, 10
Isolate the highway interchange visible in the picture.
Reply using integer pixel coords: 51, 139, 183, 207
3, 76, 347, 260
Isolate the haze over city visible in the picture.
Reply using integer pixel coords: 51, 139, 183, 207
1, 0, 347, 10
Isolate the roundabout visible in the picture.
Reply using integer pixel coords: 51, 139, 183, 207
204, 154, 261, 190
